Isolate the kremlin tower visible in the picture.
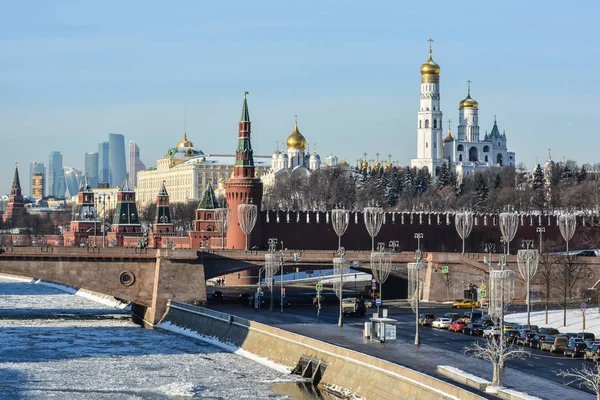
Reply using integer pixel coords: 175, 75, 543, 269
225, 92, 263, 249
2, 163, 26, 226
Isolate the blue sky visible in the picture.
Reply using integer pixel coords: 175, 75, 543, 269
1, 1, 598, 193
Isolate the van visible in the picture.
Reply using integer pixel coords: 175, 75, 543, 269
464, 311, 483, 321
342, 297, 366, 317
540, 336, 569, 353
418, 313, 435, 326
577, 332, 596, 341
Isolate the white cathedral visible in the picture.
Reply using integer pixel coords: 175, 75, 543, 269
410, 42, 515, 179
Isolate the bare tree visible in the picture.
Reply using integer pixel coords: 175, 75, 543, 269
557, 365, 600, 400
537, 251, 557, 325
554, 254, 588, 326
464, 338, 530, 388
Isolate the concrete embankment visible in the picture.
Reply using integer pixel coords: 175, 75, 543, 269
158, 301, 486, 400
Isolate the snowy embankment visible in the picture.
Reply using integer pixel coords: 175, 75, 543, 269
507, 307, 600, 336
0, 274, 130, 310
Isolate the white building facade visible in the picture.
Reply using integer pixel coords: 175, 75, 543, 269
411, 43, 516, 179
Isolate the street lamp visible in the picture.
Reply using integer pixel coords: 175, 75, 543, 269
331, 208, 350, 251
280, 240, 285, 313
484, 243, 496, 315
499, 211, 519, 255
266, 238, 280, 312
333, 246, 349, 327
536, 227, 545, 254
517, 240, 539, 328
95, 193, 111, 247
389, 240, 399, 253
215, 207, 232, 249
364, 206, 384, 251
558, 213, 576, 256
455, 211, 474, 254
238, 204, 258, 251
409, 232, 425, 346
370, 242, 392, 316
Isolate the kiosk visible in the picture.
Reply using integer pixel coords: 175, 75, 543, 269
364, 314, 397, 343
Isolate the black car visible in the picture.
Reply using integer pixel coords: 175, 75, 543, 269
538, 327, 561, 335
516, 332, 537, 346
473, 316, 495, 327
463, 323, 485, 336
584, 343, 600, 362
504, 329, 521, 343
211, 290, 224, 301
577, 332, 596, 341
564, 339, 587, 358
530, 333, 547, 348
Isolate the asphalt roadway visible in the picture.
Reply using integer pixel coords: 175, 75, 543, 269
207, 287, 594, 398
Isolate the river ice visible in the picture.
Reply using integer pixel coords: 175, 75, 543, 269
0, 277, 298, 399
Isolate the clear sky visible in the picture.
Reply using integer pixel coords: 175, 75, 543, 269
1, 0, 598, 194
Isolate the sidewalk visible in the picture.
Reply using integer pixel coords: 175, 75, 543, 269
213, 306, 593, 400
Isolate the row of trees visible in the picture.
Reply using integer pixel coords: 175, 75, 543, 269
262, 160, 600, 213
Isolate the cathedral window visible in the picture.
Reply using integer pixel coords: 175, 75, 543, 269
419, 120, 422, 129
457, 144, 464, 151
433, 120, 437, 128
425, 120, 429, 128
483, 145, 490, 153
459, 154, 463, 161
485, 155, 488, 162
426, 142, 428, 148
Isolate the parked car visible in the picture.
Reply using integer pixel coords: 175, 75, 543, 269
432, 317, 452, 329
474, 316, 495, 327
483, 326, 501, 338
443, 312, 461, 321
584, 343, 600, 362
578, 332, 596, 341
418, 313, 435, 326
564, 339, 588, 358
538, 327, 561, 335
452, 299, 480, 309
540, 335, 569, 353
211, 290, 223, 301
463, 323, 485, 336
564, 332, 578, 339
504, 329, 521, 343
516, 332, 537, 346
516, 324, 539, 333
449, 320, 468, 332
342, 297, 366, 317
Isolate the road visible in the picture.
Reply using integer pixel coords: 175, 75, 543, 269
207, 287, 595, 399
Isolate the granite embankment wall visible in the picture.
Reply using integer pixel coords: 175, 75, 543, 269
159, 302, 485, 400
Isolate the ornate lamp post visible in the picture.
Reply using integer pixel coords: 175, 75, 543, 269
389, 240, 399, 253
484, 243, 496, 315
370, 242, 392, 316
333, 246, 349, 327
455, 211, 474, 254
536, 227, 545, 254
331, 208, 350, 251
265, 238, 280, 312
517, 240, 539, 328
215, 207, 232, 249
238, 204, 258, 251
364, 206, 384, 251
409, 232, 425, 346
558, 213, 576, 256
95, 193, 111, 247
489, 260, 515, 369
499, 211, 519, 255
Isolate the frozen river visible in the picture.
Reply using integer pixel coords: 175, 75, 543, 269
0, 276, 310, 400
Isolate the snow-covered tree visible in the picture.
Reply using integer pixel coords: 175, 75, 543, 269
436, 163, 451, 189
464, 337, 530, 388
557, 365, 600, 400
473, 174, 489, 212
531, 164, 545, 211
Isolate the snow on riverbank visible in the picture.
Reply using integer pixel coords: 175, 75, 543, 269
507, 307, 600, 335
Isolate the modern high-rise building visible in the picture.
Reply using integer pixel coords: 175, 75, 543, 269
32, 172, 44, 199
128, 141, 146, 187
98, 141, 109, 185
63, 166, 82, 198
48, 151, 65, 197
108, 133, 126, 187
29, 162, 46, 197
85, 152, 99, 188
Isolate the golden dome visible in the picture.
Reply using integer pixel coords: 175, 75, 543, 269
361, 160, 369, 169
286, 123, 307, 150
374, 161, 382, 170
459, 95, 478, 109
420, 55, 441, 77
177, 133, 194, 148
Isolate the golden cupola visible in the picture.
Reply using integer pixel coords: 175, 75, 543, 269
459, 81, 478, 109
177, 133, 194, 148
420, 40, 440, 83
286, 122, 307, 150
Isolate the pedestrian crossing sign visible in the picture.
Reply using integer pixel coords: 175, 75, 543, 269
441, 265, 449, 274
316, 283, 323, 292
479, 289, 487, 298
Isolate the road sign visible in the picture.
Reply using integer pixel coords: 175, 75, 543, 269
479, 289, 487, 298
281, 288, 286, 297
371, 279, 377, 289
582, 302, 587, 309
480, 284, 486, 290
316, 283, 323, 292
441, 266, 449, 274
376, 298, 381, 307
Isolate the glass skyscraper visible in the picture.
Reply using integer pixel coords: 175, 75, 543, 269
98, 141, 109, 185
128, 141, 146, 187
63, 166, 82, 197
85, 152, 99, 188
108, 133, 126, 187
48, 151, 65, 198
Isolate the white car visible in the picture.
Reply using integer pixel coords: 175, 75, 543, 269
432, 317, 452, 329
483, 326, 501, 338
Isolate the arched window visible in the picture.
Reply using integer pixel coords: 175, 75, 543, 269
435, 166, 440, 177
497, 154, 503, 166
485, 155, 488, 162
483, 145, 490, 153
419, 120, 422, 129
469, 147, 478, 162
459, 154, 463, 162
457, 144, 464, 151
425, 120, 429, 128
433, 120, 437, 128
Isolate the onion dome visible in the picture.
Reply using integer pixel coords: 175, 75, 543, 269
420, 40, 440, 83
361, 160, 369, 169
459, 81, 478, 109
443, 125, 454, 143
177, 133, 194, 148
286, 122, 307, 150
